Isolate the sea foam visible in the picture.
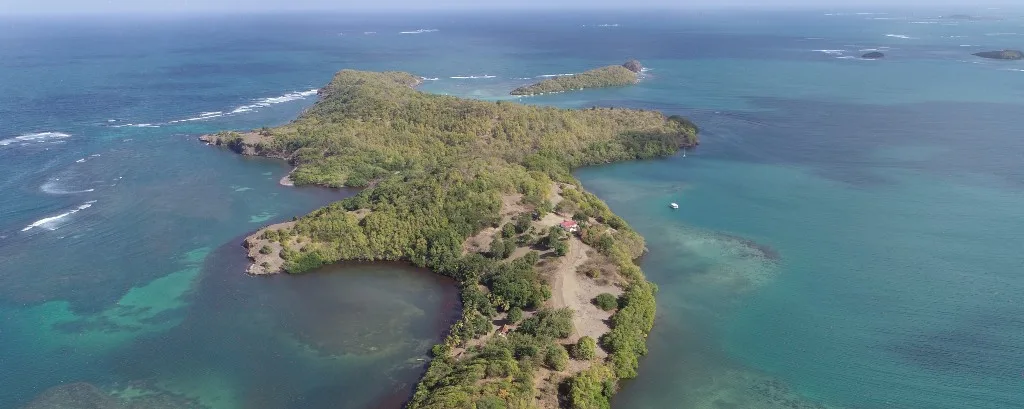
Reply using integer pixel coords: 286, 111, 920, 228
0, 132, 71, 147
22, 201, 96, 232
166, 89, 318, 123
885, 34, 915, 39
450, 75, 496, 79
400, 29, 438, 34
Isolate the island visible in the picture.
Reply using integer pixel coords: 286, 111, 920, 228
202, 69, 698, 409
510, 61, 643, 96
973, 50, 1024, 60
862, 51, 885, 59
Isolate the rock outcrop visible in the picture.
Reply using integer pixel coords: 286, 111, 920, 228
622, 59, 644, 73
862, 51, 885, 59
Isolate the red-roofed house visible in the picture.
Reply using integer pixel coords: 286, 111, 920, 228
560, 220, 579, 233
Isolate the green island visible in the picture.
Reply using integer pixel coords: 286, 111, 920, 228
201, 69, 698, 409
510, 61, 643, 96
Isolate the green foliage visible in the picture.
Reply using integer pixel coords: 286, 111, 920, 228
490, 236, 507, 259
592, 293, 618, 311
543, 344, 569, 371
507, 306, 523, 323
519, 250, 540, 266
517, 308, 574, 339
514, 213, 532, 234
553, 239, 569, 257
409, 336, 537, 409
511, 65, 638, 96
599, 282, 656, 379
572, 336, 597, 360
219, 69, 697, 409
258, 245, 272, 255
486, 260, 546, 310
501, 222, 517, 238
572, 212, 588, 224
566, 364, 616, 409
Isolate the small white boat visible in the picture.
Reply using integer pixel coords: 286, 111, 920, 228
670, 202, 679, 209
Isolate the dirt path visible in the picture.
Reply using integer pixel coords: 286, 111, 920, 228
549, 238, 587, 314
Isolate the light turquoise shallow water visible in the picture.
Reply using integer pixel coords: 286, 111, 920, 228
2, 8, 1023, 409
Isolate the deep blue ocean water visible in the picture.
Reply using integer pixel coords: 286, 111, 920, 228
2, 8, 1023, 409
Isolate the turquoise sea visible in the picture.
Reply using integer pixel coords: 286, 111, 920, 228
2, 8, 1023, 409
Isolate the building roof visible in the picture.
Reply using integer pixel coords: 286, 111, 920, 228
560, 220, 578, 228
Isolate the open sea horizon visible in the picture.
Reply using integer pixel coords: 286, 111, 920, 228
1, 8, 1022, 409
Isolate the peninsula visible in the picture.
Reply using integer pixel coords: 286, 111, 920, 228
202, 69, 698, 409
510, 60, 643, 96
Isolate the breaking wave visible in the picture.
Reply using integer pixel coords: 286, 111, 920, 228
400, 29, 438, 34
536, 73, 576, 78
813, 49, 846, 55
449, 75, 496, 79
160, 89, 318, 124
885, 34, 915, 39
40, 178, 95, 195
22, 201, 96, 232
0, 132, 71, 147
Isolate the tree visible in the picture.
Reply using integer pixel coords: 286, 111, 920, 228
520, 251, 540, 266
553, 239, 569, 257
501, 238, 516, 259
544, 344, 569, 371
572, 336, 597, 360
572, 212, 588, 224
592, 293, 618, 311
489, 236, 507, 259
507, 306, 523, 323
514, 213, 532, 233
501, 222, 516, 238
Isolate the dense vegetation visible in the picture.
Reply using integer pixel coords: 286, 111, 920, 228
207, 69, 697, 408
973, 50, 1024, 60
510, 65, 639, 96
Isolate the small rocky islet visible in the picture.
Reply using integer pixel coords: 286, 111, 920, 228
973, 50, 1024, 60
861, 51, 885, 59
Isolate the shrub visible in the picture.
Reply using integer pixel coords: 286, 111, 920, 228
592, 293, 618, 311
501, 238, 516, 259
489, 236, 507, 259
518, 308, 573, 339
572, 336, 597, 360
514, 213, 532, 233
566, 364, 616, 409
501, 222, 516, 238
553, 239, 569, 257
507, 306, 523, 323
259, 245, 272, 255
544, 344, 569, 371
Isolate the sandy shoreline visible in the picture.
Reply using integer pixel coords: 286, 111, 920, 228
280, 168, 296, 186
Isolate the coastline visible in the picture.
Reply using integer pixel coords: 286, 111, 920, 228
201, 69, 697, 408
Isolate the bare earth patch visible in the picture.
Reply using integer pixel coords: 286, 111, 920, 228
243, 221, 297, 275
462, 193, 526, 254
